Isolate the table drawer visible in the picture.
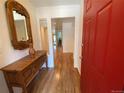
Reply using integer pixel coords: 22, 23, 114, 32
22, 65, 33, 84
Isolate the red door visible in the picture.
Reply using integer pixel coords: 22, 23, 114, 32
81, 0, 124, 93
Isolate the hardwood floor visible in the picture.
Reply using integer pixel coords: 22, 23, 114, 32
30, 51, 81, 93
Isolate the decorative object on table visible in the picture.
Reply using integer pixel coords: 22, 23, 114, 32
29, 43, 36, 58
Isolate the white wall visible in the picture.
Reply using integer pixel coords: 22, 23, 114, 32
36, 5, 82, 71
0, 0, 39, 93
40, 27, 49, 53
62, 19, 75, 53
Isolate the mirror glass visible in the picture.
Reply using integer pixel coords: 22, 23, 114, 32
13, 11, 29, 41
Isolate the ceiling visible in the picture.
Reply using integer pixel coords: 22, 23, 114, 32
29, 0, 81, 7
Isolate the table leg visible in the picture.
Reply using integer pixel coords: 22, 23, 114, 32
4, 72, 14, 93
46, 58, 48, 69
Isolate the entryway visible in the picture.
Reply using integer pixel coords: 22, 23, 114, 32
51, 17, 75, 67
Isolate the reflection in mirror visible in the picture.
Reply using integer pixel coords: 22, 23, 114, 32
13, 11, 29, 41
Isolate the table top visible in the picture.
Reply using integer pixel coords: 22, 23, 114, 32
1, 50, 46, 72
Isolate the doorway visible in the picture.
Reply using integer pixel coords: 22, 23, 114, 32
40, 19, 49, 54
51, 17, 75, 67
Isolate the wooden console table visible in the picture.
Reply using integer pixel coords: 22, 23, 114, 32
1, 50, 48, 93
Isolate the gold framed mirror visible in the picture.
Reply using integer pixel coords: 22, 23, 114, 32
6, 0, 33, 50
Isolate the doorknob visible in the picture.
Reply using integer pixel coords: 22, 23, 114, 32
79, 56, 83, 59
81, 44, 83, 47
79, 56, 84, 63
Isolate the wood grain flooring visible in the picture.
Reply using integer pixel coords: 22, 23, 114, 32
30, 52, 81, 93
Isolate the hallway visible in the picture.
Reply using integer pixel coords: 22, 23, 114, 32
31, 53, 80, 93
1, 0, 124, 93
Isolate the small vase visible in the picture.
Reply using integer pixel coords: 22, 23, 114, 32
29, 43, 36, 58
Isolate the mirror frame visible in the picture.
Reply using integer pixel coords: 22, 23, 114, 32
6, 0, 33, 50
